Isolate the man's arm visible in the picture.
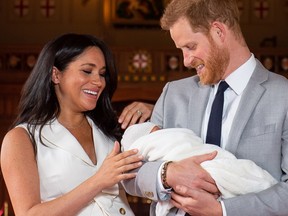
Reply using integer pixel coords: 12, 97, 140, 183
122, 161, 163, 201
122, 152, 220, 202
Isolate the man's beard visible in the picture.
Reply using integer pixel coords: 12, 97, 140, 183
199, 40, 230, 85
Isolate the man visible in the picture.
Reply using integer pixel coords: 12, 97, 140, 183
120, 0, 288, 215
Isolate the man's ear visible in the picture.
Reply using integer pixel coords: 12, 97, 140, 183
51, 66, 60, 84
211, 21, 226, 42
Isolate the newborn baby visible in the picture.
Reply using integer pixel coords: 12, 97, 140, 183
121, 122, 278, 216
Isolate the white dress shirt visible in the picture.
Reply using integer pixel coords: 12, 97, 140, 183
202, 54, 256, 149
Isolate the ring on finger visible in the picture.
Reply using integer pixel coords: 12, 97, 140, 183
136, 110, 142, 116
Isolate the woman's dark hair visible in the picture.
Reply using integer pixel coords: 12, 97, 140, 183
13, 33, 121, 152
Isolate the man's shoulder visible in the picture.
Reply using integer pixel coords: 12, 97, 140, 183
255, 60, 288, 87
168, 75, 199, 87
268, 71, 288, 84
261, 70, 288, 93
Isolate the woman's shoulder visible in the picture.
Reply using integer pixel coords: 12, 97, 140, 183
1, 126, 32, 153
5, 125, 29, 138
1, 127, 34, 164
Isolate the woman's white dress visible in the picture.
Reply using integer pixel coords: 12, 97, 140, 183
18, 118, 134, 216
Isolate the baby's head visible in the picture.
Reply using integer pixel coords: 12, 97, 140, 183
121, 122, 160, 150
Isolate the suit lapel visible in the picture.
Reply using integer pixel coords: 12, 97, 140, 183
226, 60, 268, 154
188, 80, 210, 136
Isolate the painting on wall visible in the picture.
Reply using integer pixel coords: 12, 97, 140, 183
111, 0, 169, 27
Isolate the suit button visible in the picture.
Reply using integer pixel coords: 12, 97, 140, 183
144, 191, 154, 198
119, 208, 126, 215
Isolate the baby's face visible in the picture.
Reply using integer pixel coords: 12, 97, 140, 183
150, 126, 160, 133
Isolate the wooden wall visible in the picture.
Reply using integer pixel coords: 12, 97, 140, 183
1, 0, 288, 48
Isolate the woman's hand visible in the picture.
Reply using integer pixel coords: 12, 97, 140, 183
95, 141, 143, 190
118, 102, 154, 129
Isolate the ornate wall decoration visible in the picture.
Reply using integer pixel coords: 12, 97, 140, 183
261, 55, 275, 71
40, 0, 55, 18
251, 0, 274, 23
280, 56, 288, 72
166, 55, 180, 71
26, 54, 37, 69
111, 0, 166, 27
128, 50, 152, 73
14, 0, 30, 17
8, 54, 21, 69
253, 0, 270, 19
237, 0, 250, 23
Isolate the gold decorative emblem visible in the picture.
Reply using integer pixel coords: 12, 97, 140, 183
128, 50, 152, 73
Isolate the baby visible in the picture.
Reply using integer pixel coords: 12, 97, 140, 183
121, 122, 277, 216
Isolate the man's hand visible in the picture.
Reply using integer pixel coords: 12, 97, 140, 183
166, 151, 220, 194
171, 185, 223, 216
118, 102, 154, 129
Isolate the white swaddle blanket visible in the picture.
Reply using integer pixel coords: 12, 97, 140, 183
121, 122, 278, 216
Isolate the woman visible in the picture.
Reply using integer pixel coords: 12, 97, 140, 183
1, 33, 143, 216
